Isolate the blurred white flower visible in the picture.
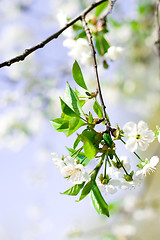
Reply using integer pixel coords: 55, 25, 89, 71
158, 133, 160, 143
63, 38, 92, 64
104, 46, 123, 61
123, 121, 155, 152
112, 223, 136, 237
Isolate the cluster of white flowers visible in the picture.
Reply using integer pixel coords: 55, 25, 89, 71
63, 37, 123, 65
56, 10, 124, 66
51, 153, 90, 184
98, 155, 159, 194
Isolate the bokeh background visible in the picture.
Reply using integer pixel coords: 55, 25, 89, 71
0, 0, 160, 239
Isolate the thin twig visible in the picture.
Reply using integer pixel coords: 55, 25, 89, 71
0, 0, 108, 68
155, 0, 160, 79
81, 16, 110, 131
100, 0, 117, 19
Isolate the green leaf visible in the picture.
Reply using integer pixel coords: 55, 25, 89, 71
61, 182, 85, 196
64, 83, 84, 116
72, 61, 88, 90
50, 118, 69, 135
103, 133, 113, 147
76, 181, 91, 202
88, 112, 93, 124
91, 180, 109, 217
80, 134, 97, 159
50, 118, 68, 130
75, 88, 87, 107
60, 98, 78, 117
68, 117, 85, 136
73, 135, 81, 149
93, 100, 103, 118
95, 35, 110, 56
67, 147, 90, 166
95, 1, 109, 17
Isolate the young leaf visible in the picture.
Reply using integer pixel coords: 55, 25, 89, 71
75, 88, 86, 107
80, 134, 97, 159
76, 181, 91, 202
50, 118, 69, 135
60, 98, 78, 117
72, 61, 88, 90
103, 133, 113, 147
64, 83, 84, 116
91, 180, 109, 217
67, 147, 90, 166
50, 118, 68, 130
88, 112, 93, 124
95, 35, 110, 56
93, 100, 103, 118
68, 117, 85, 136
73, 135, 81, 149
61, 182, 85, 196
95, 1, 109, 17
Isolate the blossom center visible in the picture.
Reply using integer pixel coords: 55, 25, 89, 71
136, 134, 141, 139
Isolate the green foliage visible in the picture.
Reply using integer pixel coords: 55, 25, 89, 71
64, 82, 84, 116
95, 1, 109, 17
95, 35, 110, 56
103, 133, 113, 147
80, 134, 97, 159
67, 147, 90, 166
93, 100, 103, 118
61, 182, 85, 196
72, 61, 88, 90
76, 181, 91, 201
91, 180, 109, 217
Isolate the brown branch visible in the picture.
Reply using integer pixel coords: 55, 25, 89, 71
155, 0, 160, 79
0, 0, 108, 68
81, 16, 110, 131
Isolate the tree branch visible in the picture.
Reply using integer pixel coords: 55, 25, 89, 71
81, 16, 110, 131
0, 0, 108, 68
155, 0, 160, 79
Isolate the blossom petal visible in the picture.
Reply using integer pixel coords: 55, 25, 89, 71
138, 140, 148, 151
123, 122, 137, 136
149, 156, 159, 167
125, 138, 138, 152
138, 121, 148, 131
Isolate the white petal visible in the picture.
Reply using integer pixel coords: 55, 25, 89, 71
146, 130, 155, 142
149, 156, 159, 167
105, 184, 117, 194
125, 138, 138, 152
60, 165, 73, 178
109, 179, 121, 186
123, 122, 137, 136
138, 121, 148, 131
138, 140, 148, 151
158, 134, 160, 143
64, 156, 75, 165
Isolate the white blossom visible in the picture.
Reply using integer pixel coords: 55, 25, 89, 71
51, 152, 65, 169
104, 46, 123, 61
158, 133, 160, 143
136, 156, 159, 176
98, 179, 121, 194
60, 156, 90, 184
63, 38, 92, 65
123, 120, 155, 152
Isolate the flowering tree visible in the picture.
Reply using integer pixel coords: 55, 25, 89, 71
1, 0, 160, 236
